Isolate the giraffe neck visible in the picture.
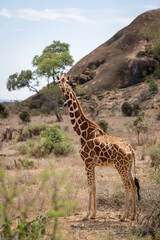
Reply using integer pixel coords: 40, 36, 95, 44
64, 85, 104, 138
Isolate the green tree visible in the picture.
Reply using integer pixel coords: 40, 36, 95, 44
32, 40, 74, 87
133, 113, 147, 145
7, 70, 39, 95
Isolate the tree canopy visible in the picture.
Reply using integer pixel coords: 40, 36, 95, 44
32, 40, 74, 86
7, 70, 39, 94
6, 40, 74, 93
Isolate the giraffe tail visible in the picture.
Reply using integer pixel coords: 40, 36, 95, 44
132, 149, 141, 201
134, 177, 141, 201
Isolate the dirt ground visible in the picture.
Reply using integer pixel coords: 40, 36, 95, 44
0, 112, 159, 239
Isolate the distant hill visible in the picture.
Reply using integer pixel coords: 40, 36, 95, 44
68, 9, 160, 94
0, 99, 11, 102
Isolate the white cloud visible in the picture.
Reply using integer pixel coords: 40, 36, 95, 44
0, 8, 12, 18
0, 8, 89, 22
143, 5, 158, 10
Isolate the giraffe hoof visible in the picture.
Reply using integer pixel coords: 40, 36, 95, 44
130, 216, 135, 221
90, 216, 96, 219
82, 217, 88, 221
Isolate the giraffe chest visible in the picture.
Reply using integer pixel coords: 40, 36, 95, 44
80, 138, 115, 166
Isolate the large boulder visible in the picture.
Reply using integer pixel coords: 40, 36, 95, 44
68, 9, 160, 94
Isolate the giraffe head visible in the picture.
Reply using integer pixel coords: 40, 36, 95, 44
57, 73, 69, 93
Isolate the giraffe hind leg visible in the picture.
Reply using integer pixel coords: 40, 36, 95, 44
125, 173, 136, 220
115, 164, 136, 220
130, 179, 137, 220
120, 186, 130, 221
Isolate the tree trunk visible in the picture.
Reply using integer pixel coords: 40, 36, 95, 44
55, 104, 63, 122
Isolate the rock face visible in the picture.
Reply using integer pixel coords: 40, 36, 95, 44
68, 9, 160, 94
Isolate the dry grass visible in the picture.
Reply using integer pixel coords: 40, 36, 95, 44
0, 110, 160, 239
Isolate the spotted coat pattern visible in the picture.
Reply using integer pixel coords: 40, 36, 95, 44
59, 75, 137, 220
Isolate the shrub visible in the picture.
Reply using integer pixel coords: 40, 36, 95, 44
74, 85, 91, 96
121, 102, 133, 116
24, 124, 47, 137
40, 124, 74, 156
152, 38, 160, 61
147, 145, 160, 169
18, 157, 34, 169
40, 106, 51, 115
97, 120, 108, 133
133, 102, 141, 116
54, 141, 74, 156
19, 125, 74, 157
19, 111, 31, 123
89, 70, 96, 78
0, 103, 9, 118
146, 77, 158, 94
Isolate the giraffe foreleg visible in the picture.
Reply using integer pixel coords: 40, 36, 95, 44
90, 185, 96, 219
83, 163, 96, 220
82, 187, 92, 220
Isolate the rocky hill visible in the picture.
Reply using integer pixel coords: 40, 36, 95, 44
68, 9, 160, 94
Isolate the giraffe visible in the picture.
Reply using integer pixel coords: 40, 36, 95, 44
58, 74, 140, 221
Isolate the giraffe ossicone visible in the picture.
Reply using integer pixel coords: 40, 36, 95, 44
58, 74, 140, 221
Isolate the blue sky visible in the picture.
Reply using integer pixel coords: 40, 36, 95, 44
0, 0, 160, 100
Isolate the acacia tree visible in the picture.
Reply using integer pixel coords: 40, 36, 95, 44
32, 40, 74, 87
7, 70, 40, 95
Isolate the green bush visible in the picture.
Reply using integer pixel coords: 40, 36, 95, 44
19, 125, 74, 157
121, 102, 133, 116
24, 124, 47, 137
54, 141, 74, 156
152, 38, 160, 61
89, 70, 96, 78
146, 77, 158, 94
19, 111, 31, 123
18, 157, 34, 169
133, 102, 141, 116
40, 124, 74, 156
0, 103, 9, 118
74, 85, 91, 96
97, 120, 108, 133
